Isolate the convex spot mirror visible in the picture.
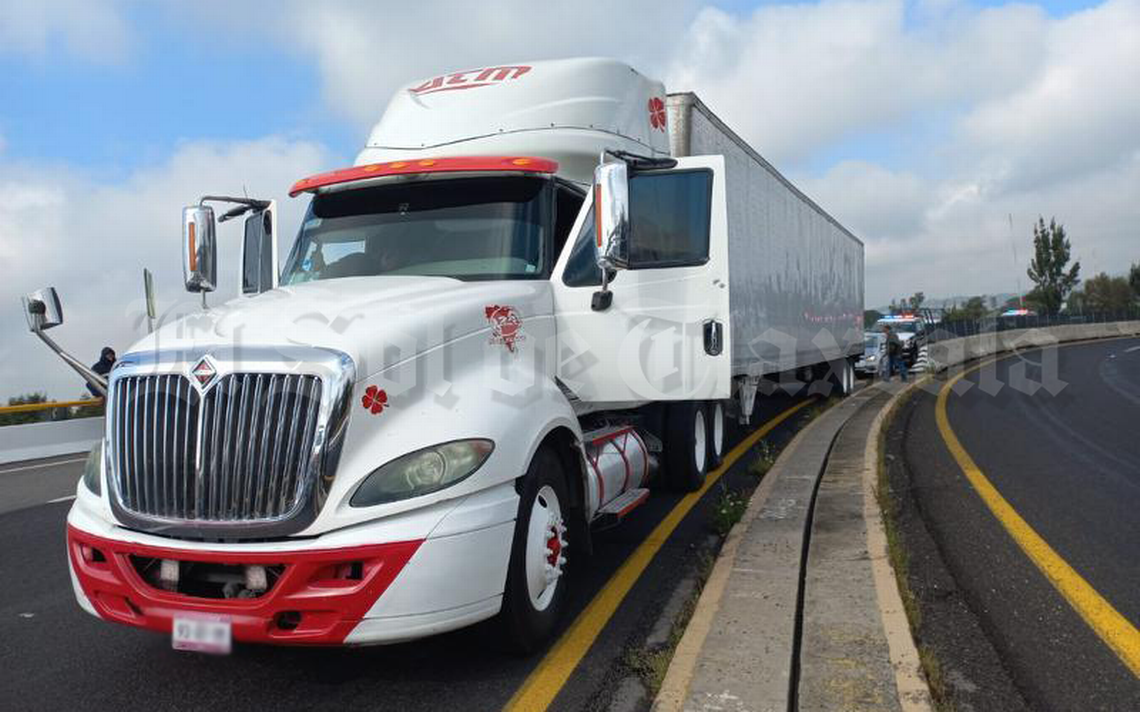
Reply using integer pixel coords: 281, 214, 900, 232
183, 205, 218, 293
22, 287, 63, 332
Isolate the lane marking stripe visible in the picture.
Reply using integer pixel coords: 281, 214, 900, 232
0, 456, 87, 475
504, 398, 816, 712
937, 359, 1140, 678
47, 495, 76, 504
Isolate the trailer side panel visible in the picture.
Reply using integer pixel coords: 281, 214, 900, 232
666, 93, 864, 377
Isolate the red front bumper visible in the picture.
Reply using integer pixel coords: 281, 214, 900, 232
67, 525, 422, 645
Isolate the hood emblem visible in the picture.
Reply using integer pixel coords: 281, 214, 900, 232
191, 357, 218, 389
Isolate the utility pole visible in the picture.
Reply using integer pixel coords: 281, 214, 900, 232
1009, 213, 1024, 309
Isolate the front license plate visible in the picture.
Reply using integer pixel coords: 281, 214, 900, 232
172, 615, 232, 655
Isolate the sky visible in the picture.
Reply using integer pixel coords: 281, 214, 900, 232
1, 0, 1137, 401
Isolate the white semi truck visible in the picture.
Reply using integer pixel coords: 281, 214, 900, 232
26, 58, 863, 652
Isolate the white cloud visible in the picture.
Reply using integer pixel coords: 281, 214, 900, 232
664, 0, 1050, 166
0, 138, 333, 401
957, 0, 1140, 192
661, 0, 1140, 306
5, 0, 1140, 398
802, 152, 1140, 307
0, 0, 131, 62
240, 0, 702, 129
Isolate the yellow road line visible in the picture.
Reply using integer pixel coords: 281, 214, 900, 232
936, 359, 1140, 678
504, 398, 816, 712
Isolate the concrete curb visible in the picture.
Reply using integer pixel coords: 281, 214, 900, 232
797, 384, 926, 711
653, 391, 872, 711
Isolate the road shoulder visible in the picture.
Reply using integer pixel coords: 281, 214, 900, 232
654, 384, 931, 712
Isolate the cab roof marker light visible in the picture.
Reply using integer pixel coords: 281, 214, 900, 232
288, 156, 559, 197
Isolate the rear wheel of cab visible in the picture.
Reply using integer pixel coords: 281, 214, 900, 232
663, 401, 709, 492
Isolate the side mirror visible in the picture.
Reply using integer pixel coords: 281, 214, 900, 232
22, 287, 63, 332
241, 203, 278, 296
183, 205, 218, 293
593, 162, 631, 272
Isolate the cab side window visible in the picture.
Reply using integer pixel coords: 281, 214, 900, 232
628, 169, 712, 269
560, 169, 713, 288
561, 204, 602, 287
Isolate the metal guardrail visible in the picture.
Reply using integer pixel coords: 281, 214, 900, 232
0, 398, 104, 415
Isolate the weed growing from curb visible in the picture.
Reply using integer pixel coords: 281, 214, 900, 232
748, 441, 776, 477
624, 550, 715, 695
710, 483, 748, 537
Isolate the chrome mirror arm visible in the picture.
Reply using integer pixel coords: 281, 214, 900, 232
31, 324, 108, 397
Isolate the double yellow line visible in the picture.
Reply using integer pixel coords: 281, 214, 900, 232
504, 398, 815, 711
936, 358, 1140, 677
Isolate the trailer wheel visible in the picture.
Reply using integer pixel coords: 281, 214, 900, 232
707, 401, 726, 469
827, 359, 856, 397
663, 401, 709, 491
497, 447, 571, 653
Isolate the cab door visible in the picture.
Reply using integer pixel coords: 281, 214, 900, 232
551, 155, 730, 403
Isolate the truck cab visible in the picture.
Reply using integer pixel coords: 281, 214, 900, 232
49, 58, 740, 653
27, 57, 861, 654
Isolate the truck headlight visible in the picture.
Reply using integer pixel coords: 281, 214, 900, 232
350, 439, 494, 507
82, 441, 103, 496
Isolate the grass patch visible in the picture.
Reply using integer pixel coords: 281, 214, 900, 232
877, 388, 957, 711
748, 441, 777, 477
624, 549, 715, 695
919, 644, 953, 712
710, 483, 748, 537
624, 645, 674, 693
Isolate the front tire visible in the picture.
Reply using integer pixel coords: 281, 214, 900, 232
497, 447, 571, 653
663, 401, 710, 491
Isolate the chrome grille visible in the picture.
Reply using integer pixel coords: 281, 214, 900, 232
112, 373, 323, 523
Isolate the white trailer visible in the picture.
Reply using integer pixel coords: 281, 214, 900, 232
27, 57, 863, 653
667, 93, 864, 388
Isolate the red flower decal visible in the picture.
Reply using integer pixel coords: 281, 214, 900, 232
648, 97, 666, 131
361, 385, 388, 415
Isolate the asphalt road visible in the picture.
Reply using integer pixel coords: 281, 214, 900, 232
0, 393, 811, 712
0, 453, 88, 514
894, 337, 1140, 711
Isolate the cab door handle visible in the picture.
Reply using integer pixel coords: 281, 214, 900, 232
703, 320, 723, 356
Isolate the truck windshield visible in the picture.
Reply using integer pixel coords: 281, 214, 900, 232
281, 176, 549, 284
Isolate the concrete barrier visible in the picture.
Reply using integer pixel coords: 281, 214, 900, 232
0, 417, 104, 466
926, 320, 1140, 373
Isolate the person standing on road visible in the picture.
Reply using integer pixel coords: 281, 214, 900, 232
87, 347, 116, 397
884, 326, 908, 383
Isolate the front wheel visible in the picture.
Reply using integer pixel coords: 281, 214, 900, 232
497, 447, 571, 653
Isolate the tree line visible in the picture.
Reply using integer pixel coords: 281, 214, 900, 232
0, 393, 104, 427
867, 216, 1139, 326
